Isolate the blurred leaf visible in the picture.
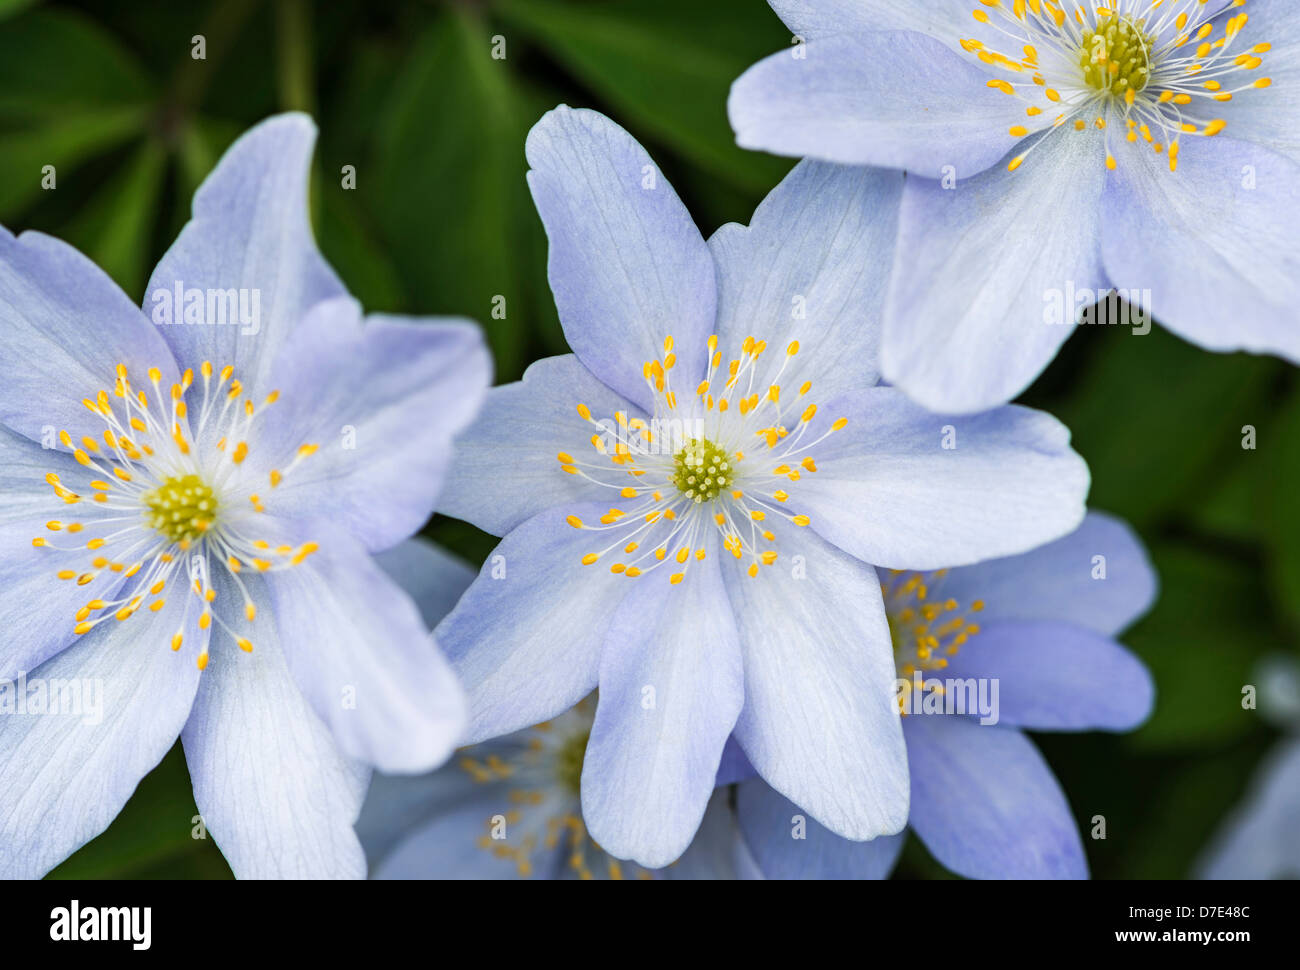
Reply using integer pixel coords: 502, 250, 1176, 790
1191, 445, 1265, 545
48, 743, 231, 880
0, 0, 39, 23
0, 107, 148, 220
319, 184, 406, 312
1110, 740, 1265, 878
1265, 386, 1300, 630
1053, 325, 1279, 531
370, 8, 537, 378
0, 8, 152, 121
174, 115, 241, 210
62, 139, 166, 298
1127, 542, 1272, 750
496, 0, 791, 195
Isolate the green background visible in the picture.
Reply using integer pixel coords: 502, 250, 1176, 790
1, 0, 1293, 879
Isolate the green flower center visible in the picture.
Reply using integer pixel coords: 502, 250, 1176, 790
143, 473, 217, 544
1080, 15, 1154, 95
555, 728, 590, 795
671, 437, 733, 503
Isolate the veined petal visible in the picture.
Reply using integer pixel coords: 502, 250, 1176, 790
0, 592, 205, 879
724, 521, 909, 841
437, 355, 644, 537
662, 789, 754, 880
263, 519, 466, 774
525, 106, 716, 410
581, 545, 744, 868
1188, 0, 1300, 168
0, 226, 180, 446
940, 620, 1154, 731
729, 30, 1021, 174
935, 511, 1156, 637
436, 501, 634, 744
257, 296, 491, 552
182, 564, 370, 879
794, 388, 1089, 569
765, 0, 977, 43
903, 715, 1087, 880
145, 113, 346, 394
0, 426, 128, 681
1101, 134, 1300, 365
736, 778, 905, 879
709, 160, 903, 396
715, 735, 758, 785
883, 126, 1109, 414
372, 537, 477, 633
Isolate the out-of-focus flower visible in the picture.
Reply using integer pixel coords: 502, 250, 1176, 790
731, 512, 1156, 879
1198, 655, 1300, 879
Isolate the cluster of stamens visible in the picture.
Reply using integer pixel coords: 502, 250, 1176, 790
33, 361, 321, 669
557, 334, 847, 585
965, 0, 1272, 172
882, 570, 986, 714
459, 699, 649, 879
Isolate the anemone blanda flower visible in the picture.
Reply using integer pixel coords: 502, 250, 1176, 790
729, 0, 1300, 413
1197, 655, 1300, 879
358, 695, 755, 880
0, 114, 490, 879
727, 511, 1156, 879
433, 104, 1092, 869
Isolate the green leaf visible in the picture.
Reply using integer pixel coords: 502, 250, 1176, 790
0, 8, 152, 121
1051, 326, 1280, 531
0, 0, 40, 24
1264, 385, 1300, 630
318, 185, 407, 313
1125, 542, 1271, 751
47, 743, 232, 880
61, 139, 167, 299
1108, 740, 1267, 878
370, 9, 540, 379
0, 107, 149, 221
495, 0, 792, 195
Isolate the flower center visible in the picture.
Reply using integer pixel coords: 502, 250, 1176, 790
559, 334, 844, 586
143, 473, 218, 544
554, 727, 591, 795
881, 570, 985, 714
34, 361, 321, 669
964, 1, 1271, 174
458, 699, 649, 879
671, 437, 733, 502
1079, 15, 1154, 94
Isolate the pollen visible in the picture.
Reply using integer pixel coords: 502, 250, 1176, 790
554, 727, 591, 795
143, 474, 218, 544
672, 438, 733, 503
1079, 15, 1154, 96
967, 2, 1269, 175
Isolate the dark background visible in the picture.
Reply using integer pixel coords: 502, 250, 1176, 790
1, 0, 1294, 879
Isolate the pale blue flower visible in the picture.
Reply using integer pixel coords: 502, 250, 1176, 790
358, 697, 754, 880
731, 512, 1157, 879
730, 1, 1300, 412
0, 114, 490, 878
1198, 655, 1300, 879
434, 105, 1092, 869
